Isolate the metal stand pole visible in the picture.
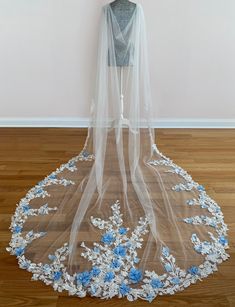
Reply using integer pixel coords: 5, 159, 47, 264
120, 66, 124, 121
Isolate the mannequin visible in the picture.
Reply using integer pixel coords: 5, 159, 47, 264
110, 0, 137, 36
108, 0, 137, 129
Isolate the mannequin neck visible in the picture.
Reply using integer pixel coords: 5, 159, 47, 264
113, 0, 130, 3
110, 0, 136, 9
111, 0, 133, 6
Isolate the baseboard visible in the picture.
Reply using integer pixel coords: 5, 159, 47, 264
0, 117, 235, 128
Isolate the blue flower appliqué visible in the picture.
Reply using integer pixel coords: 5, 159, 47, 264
91, 266, 101, 277
111, 259, 121, 269
82, 150, 90, 158
101, 232, 115, 245
171, 277, 180, 284
164, 263, 172, 272
14, 247, 25, 256
150, 278, 163, 288
76, 271, 92, 286
187, 266, 199, 275
53, 271, 62, 281
118, 227, 128, 235
22, 205, 31, 213
194, 245, 203, 253
197, 185, 205, 191
13, 225, 22, 234
162, 246, 170, 257
35, 188, 44, 195
48, 254, 56, 261
93, 247, 100, 253
113, 245, 126, 257
119, 282, 130, 295
219, 236, 228, 246
104, 271, 115, 282
128, 268, 142, 284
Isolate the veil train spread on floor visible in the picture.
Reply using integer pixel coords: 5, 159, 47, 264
7, 3, 230, 302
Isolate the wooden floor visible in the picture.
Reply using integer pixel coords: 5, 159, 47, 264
0, 128, 234, 307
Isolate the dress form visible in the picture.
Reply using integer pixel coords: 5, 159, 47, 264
110, 0, 136, 41
109, 0, 137, 130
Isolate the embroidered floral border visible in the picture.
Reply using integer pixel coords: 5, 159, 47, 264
6, 145, 230, 302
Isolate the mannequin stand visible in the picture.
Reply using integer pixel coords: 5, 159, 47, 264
119, 66, 129, 126
116, 66, 137, 143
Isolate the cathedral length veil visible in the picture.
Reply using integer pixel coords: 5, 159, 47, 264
7, 2, 230, 302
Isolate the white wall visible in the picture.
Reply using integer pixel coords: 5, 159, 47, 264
0, 0, 235, 127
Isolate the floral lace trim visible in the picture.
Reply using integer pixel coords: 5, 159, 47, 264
6, 145, 230, 302
149, 145, 229, 239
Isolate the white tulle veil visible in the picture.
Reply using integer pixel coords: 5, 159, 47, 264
68, 2, 158, 268
7, 2, 229, 302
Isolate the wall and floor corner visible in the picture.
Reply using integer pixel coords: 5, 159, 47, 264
0, 0, 235, 128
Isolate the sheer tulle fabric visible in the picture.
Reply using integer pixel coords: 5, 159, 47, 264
7, 3, 229, 301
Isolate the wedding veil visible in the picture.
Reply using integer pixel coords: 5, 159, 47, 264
7, 2, 229, 302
